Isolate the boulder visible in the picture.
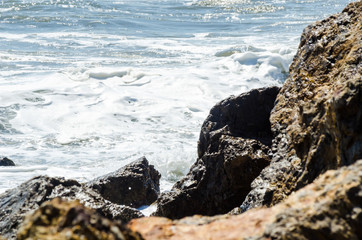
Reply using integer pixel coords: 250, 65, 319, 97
0, 157, 161, 239
87, 156, 161, 208
128, 159, 362, 240
153, 87, 279, 219
0, 176, 143, 239
17, 198, 143, 240
0, 157, 15, 166
240, 1, 362, 211
0, 158, 160, 239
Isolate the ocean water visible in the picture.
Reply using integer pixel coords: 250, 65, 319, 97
0, 0, 354, 194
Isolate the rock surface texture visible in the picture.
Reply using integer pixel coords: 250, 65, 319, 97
87, 156, 161, 208
0, 157, 160, 239
240, 1, 362, 211
0, 157, 15, 166
129, 159, 362, 240
17, 198, 143, 240
154, 87, 279, 219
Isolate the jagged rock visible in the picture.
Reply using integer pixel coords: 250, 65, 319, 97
128, 159, 362, 240
240, 1, 362, 211
0, 157, 15, 166
0, 176, 143, 239
87, 157, 161, 208
0, 163, 158, 239
153, 87, 279, 219
198, 86, 280, 156
17, 198, 143, 240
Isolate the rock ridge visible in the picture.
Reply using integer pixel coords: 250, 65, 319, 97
240, 0, 362, 211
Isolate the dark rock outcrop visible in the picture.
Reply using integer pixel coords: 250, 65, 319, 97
0, 157, 161, 239
0, 157, 15, 166
129, 159, 362, 240
17, 198, 143, 240
87, 156, 161, 208
240, 1, 362, 211
154, 87, 279, 219
0, 176, 143, 239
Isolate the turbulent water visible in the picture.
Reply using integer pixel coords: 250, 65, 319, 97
0, 0, 353, 194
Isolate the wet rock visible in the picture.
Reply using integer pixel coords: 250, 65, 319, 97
153, 87, 279, 219
87, 157, 161, 208
240, 1, 362, 211
0, 157, 15, 166
129, 159, 362, 240
17, 198, 143, 240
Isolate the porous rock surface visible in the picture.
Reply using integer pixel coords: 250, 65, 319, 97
154, 87, 279, 219
17, 198, 143, 240
129, 159, 362, 240
0, 157, 160, 239
240, 1, 362, 211
87, 156, 161, 208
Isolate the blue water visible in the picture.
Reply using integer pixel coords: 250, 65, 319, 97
0, 0, 354, 193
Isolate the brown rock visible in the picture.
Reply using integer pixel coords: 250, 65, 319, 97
129, 159, 362, 240
241, 1, 362, 211
17, 198, 143, 240
153, 87, 279, 219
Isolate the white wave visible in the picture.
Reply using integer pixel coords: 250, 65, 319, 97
0, 166, 48, 172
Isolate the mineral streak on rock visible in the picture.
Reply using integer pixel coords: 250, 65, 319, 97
17, 198, 143, 240
154, 87, 279, 219
87, 156, 161, 208
129, 160, 362, 240
241, 1, 362, 211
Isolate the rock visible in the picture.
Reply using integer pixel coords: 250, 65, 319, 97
240, 1, 362, 211
17, 198, 143, 240
128, 159, 362, 240
153, 87, 279, 219
198, 86, 280, 157
0, 175, 144, 239
0, 158, 161, 239
0, 157, 15, 166
87, 157, 161, 208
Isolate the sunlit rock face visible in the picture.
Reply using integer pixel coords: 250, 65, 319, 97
240, 1, 362, 211
17, 198, 143, 240
129, 160, 362, 240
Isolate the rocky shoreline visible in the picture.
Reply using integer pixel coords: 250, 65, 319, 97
1, 1, 361, 239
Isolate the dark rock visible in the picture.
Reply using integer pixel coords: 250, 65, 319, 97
153, 87, 279, 219
0, 173, 146, 239
198, 86, 280, 157
240, 1, 362, 212
0, 157, 15, 166
17, 198, 143, 240
129, 159, 362, 240
87, 157, 161, 208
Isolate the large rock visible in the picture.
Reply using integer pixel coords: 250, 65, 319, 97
17, 198, 143, 240
0, 176, 143, 239
129, 159, 362, 240
87, 156, 161, 208
154, 87, 279, 219
0, 157, 15, 166
240, 1, 362, 211
0, 157, 161, 239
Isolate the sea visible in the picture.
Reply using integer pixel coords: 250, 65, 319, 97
0, 0, 354, 196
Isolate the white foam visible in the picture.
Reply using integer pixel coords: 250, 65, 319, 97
0, 0, 352, 194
